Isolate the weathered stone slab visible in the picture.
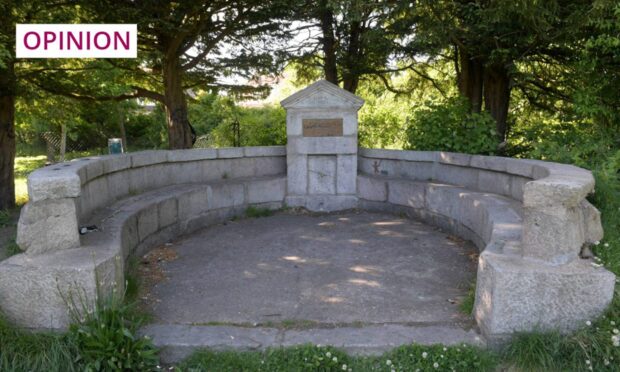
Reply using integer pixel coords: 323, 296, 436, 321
475, 252, 615, 339
308, 156, 336, 194
357, 176, 387, 202
247, 178, 286, 204
388, 179, 425, 209
17, 198, 80, 254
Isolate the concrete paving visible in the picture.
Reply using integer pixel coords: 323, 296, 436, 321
141, 211, 480, 361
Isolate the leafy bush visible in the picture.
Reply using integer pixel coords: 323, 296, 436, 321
405, 97, 498, 154
66, 283, 159, 371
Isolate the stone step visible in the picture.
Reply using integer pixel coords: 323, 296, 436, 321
140, 323, 485, 364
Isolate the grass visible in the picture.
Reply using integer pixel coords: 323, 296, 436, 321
245, 206, 275, 218
5, 239, 22, 257
3, 152, 620, 371
0, 210, 10, 228
179, 343, 497, 371
0, 315, 79, 372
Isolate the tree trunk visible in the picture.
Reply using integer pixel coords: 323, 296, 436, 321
342, 20, 362, 94
163, 58, 193, 149
0, 60, 16, 210
483, 63, 511, 143
319, 2, 338, 85
457, 47, 484, 113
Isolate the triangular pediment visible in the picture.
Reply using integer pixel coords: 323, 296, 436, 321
280, 80, 364, 110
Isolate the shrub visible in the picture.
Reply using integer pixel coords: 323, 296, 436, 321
66, 282, 159, 371
405, 97, 498, 155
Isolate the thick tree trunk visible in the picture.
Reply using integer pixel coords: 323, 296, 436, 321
342, 77, 359, 94
163, 58, 193, 149
0, 60, 16, 210
483, 63, 511, 143
319, 3, 338, 85
457, 47, 484, 113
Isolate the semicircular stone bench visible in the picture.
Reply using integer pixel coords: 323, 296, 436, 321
1, 147, 287, 329
0, 146, 615, 345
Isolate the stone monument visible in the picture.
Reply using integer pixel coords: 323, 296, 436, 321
281, 80, 364, 211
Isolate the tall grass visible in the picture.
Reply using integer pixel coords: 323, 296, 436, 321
0, 315, 78, 372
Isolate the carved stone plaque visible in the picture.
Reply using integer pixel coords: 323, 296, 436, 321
302, 118, 343, 137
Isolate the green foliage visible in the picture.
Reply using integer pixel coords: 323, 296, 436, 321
190, 93, 286, 148
502, 295, 620, 372
405, 98, 498, 154
180, 343, 496, 371
245, 206, 275, 218
0, 209, 10, 228
66, 283, 159, 371
0, 314, 78, 372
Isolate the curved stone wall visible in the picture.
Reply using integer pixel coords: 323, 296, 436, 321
1, 146, 615, 342
3, 147, 286, 329
18, 147, 286, 255
357, 148, 614, 341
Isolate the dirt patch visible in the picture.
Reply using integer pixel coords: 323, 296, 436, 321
137, 245, 178, 307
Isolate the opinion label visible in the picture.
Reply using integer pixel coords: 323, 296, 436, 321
302, 119, 343, 137
16, 24, 137, 58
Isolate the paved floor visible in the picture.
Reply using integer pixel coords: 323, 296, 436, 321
146, 211, 477, 326
141, 211, 481, 361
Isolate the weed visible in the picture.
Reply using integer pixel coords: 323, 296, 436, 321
0, 210, 10, 227
245, 206, 274, 218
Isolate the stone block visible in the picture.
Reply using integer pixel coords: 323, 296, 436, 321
247, 178, 286, 204
84, 159, 104, 181
287, 155, 307, 195
470, 155, 507, 172
437, 152, 471, 167
505, 159, 534, 178
158, 198, 178, 228
424, 183, 465, 221
121, 214, 139, 257
457, 193, 489, 237
28, 167, 81, 202
178, 189, 209, 220
396, 161, 434, 181
243, 146, 286, 157
580, 200, 603, 244
288, 136, 357, 155
308, 156, 336, 194
0, 255, 98, 329
106, 170, 130, 202
230, 158, 255, 179
102, 154, 132, 173
137, 204, 159, 242
357, 176, 387, 202
336, 155, 356, 194
286, 195, 358, 212
510, 176, 529, 201
523, 176, 593, 208
128, 167, 147, 194
208, 183, 245, 209
167, 149, 217, 162
217, 147, 244, 159
433, 163, 479, 189
475, 252, 615, 339
131, 151, 168, 168
388, 180, 425, 209
522, 205, 584, 264
254, 157, 287, 177
201, 159, 230, 181
17, 198, 80, 255
477, 170, 511, 197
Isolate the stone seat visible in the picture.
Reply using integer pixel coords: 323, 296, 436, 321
358, 175, 524, 256
1, 176, 286, 329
